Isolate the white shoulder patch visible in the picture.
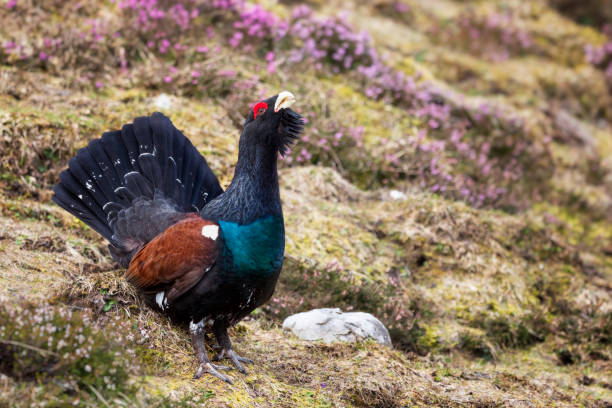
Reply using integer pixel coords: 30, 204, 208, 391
201, 224, 219, 240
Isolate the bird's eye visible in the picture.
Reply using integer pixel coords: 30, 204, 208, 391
253, 102, 268, 119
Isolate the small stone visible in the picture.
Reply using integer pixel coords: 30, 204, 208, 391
282, 308, 392, 346
389, 190, 407, 201
152, 93, 173, 110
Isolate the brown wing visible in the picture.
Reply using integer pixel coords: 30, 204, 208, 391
125, 213, 219, 302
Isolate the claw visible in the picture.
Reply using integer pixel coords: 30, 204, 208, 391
214, 349, 253, 374
194, 362, 233, 384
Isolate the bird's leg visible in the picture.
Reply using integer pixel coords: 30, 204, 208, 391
212, 320, 253, 374
190, 319, 233, 383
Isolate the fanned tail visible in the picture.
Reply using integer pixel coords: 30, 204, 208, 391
52, 112, 223, 266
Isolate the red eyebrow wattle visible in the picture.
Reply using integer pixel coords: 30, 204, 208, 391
253, 102, 268, 119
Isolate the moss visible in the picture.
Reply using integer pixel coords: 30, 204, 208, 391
136, 347, 171, 374
413, 323, 439, 354
0, 0, 611, 405
466, 308, 548, 351
458, 329, 495, 360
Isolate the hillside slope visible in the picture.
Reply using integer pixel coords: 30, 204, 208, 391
0, 0, 611, 406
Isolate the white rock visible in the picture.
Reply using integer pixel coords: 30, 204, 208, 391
152, 93, 173, 110
389, 189, 407, 200
282, 308, 392, 346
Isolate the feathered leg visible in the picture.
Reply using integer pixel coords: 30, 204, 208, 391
212, 320, 253, 374
190, 319, 232, 383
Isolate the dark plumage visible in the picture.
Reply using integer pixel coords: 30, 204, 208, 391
53, 91, 304, 383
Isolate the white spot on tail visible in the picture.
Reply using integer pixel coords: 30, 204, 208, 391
201, 225, 219, 240
155, 292, 166, 310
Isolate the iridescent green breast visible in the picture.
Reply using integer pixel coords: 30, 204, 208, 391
218, 215, 284, 276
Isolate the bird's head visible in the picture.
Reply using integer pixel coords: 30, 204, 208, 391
240, 91, 304, 156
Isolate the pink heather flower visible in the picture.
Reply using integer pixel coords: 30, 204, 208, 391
6, 0, 16, 9
267, 62, 276, 74
39, 51, 48, 61
196, 45, 209, 53
394, 1, 409, 13
164, 76, 171, 83
229, 32, 243, 47
218, 70, 236, 78
192, 71, 200, 77
95, 81, 103, 88
169, 66, 177, 73
292, 5, 312, 19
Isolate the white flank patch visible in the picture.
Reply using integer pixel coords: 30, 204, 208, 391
201, 224, 219, 240
155, 292, 165, 310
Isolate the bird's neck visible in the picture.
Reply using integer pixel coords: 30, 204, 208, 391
203, 144, 282, 224
211, 144, 285, 276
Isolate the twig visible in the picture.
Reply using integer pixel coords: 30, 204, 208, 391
88, 384, 111, 408
0, 339, 58, 357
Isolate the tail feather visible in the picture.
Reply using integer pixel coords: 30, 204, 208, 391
67, 156, 112, 210
120, 124, 141, 168
100, 130, 132, 179
53, 180, 113, 241
53, 112, 223, 265
164, 157, 181, 204
150, 112, 173, 170
87, 138, 122, 193
133, 116, 155, 155
138, 153, 162, 189
57, 168, 110, 234
75, 144, 120, 206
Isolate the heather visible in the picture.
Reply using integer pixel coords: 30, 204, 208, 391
1, 0, 611, 406
0, 303, 139, 404
0, 0, 575, 208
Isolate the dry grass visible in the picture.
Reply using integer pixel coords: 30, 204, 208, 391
1, 0, 611, 406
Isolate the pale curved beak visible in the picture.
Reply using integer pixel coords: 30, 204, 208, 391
274, 91, 296, 113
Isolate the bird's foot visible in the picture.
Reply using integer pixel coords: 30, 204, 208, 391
193, 362, 233, 384
213, 348, 253, 374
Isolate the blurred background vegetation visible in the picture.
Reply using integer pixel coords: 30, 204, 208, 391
0, 0, 610, 406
